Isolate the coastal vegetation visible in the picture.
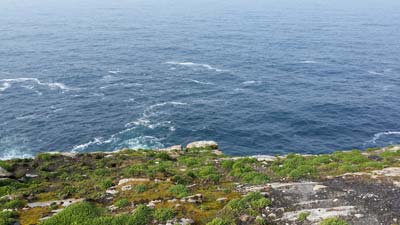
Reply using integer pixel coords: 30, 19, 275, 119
0, 143, 399, 225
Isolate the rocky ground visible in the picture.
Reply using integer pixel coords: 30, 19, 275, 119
1, 142, 400, 225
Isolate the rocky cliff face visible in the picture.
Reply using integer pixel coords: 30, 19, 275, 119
0, 142, 399, 225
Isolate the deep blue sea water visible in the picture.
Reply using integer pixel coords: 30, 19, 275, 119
1, 0, 400, 159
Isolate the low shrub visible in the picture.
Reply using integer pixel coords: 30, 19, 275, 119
100, 179, 114, 190
135, 184, 148, 193
320, 217, 350, 225
0, 211, 18, 225
298, 211, 310, 222
115, 199, 130, 208
168, 184, 190, 198
206, 217, 234, 225
3, 199, 26, 209
154, 207, 176, 222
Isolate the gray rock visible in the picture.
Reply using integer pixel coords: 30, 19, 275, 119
158, 145, 182, 152
121, 185, 132, 191
181, 194, 203, 203
0, 167, 12, 178
216, 197, 228, 203
186, 141, 218, 150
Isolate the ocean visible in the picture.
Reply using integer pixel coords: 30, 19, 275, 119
1, 0, 400, 159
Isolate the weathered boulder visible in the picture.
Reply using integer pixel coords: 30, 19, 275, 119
0, 166, 12, 178
180, 194, 203, 203
159, 145, 182, 152
186, 141, 218, 150
118, 178, 150, 186
216, 197, 228, 203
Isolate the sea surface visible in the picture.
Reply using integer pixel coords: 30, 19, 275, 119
1, 0, 400, 159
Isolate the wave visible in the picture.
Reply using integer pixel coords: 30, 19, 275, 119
368, 131, 400, 144
187, 79, 214, 85
0, 136, 34, 160
165, 61, 227, 72
299, 60, 319, 64
71, 101, 188, 152
367, 70, 384, 75
0, 150, 33, 160
0, 82, 10, 92
0, 77, 78, 94
241, 80, 262, 85
108, 70, 121, 74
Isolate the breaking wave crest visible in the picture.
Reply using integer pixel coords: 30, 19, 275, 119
0, 77, 78, 94
367, 131, 400, 144
71, 102, 188, 152
187, 79, 214, 85
165, 61, 227, 72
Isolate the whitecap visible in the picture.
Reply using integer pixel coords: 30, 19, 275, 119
241, 80, 262, 85
368, 131, 400, 144
0, 77, 78, 93
108, 70, 121, 74
299, 60, 319, 64
0, 150, 33, 160
0, 82, 10, 93
165, 61, 227, 72
367, 70, 384, 75
0, 136, 34, 160
187, 79, 214, 85
71, 102, 186, 153
71, 137, 104, 152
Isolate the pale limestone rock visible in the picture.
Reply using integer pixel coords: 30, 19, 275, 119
27, 198, 84, 208
0, 167, 12, 178
121, 185, 132, 191
186, 141, 218, 150
118, 178, 150, 186
313, 184, 327, 192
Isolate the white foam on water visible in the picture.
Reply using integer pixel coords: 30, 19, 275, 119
165, 61, 227, 72
0, 77, 78, 93
0, 150, 33, 160
188, 79, 214, 85
241, 80, 262, 85
0, 82, 10, 93
299, 60, 319, 64
72, 137, 104, 152
368, 131, 400, 144
108, 70, 121, 74
71, 101, 188, 153
367, 70, 384, 75
0, 136, 34, 160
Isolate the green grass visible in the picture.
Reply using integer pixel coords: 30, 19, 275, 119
154, 207, 176, 222
320, 217, 350, 225
298, 211, 310, 222
115, 199, 130, 208
168, 184, 190, 198
40, 202, 153, 225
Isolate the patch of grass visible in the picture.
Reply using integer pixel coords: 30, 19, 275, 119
169, 184, 190, 198
3, 199, 26, 209
154, 207, 176, 222
36, 153, 57, 161
320, 217, 350, 225
40, 202, 153, 225
0, 161, 12, 171
156, 152, 172, 161
100, 179, 114, 190
199, 166, 222, 183
40, 201, 103, 225
0, 211, 18, 225
135, 184, 148, 193
206, 217, 234, 225
115, 198, 130, 208
225, 192, 271, 217
298, 211, 310, 222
